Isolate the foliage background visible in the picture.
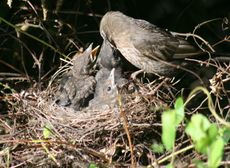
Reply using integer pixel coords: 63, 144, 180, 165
0, 0, 229, 87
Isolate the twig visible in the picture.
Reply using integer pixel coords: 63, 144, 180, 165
187, 87, 230, 127
152, 145, 194, 166
0, 16, 66, 58
173, 32, 215, 52
118, 96, 136, 167
192, 18, 222, 52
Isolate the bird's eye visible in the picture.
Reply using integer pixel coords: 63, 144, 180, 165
107, 86, 111, 92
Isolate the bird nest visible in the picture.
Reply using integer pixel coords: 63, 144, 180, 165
2, 53, 230, 167
1, 75, 181, 167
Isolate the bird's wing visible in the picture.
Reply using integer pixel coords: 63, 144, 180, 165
129, 19, 179, 61
170, 32, 201, 59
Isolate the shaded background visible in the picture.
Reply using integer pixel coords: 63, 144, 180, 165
0, 0, 229, 88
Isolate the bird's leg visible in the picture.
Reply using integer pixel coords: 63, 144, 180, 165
130, 69, 144, 80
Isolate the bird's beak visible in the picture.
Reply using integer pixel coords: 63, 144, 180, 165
91, 45, 100, 61
82, 43, 99, 62
109, 68, 116, 87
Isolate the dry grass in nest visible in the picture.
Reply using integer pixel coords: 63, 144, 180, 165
0, 77, 179, 167
1, 60, 230, 167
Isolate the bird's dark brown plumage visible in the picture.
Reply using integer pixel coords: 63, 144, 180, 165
97, 39, 121, 69
99, 11, 199, 76
55, 44, 96, 110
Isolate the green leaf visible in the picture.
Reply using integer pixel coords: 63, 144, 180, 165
208, 138, 224, 168
162, 110, 176, 150
222, 128, 230, 144
151, 142, 164, 153
195, 137, 210, 154
174, 97, 184, 126
166, 163, 174, 168
185, 114, 211, 153
193, 160, 207, 168
185, 114, 210, 142
43, 125, 53, 139
89, 163, 99, 168
208, 124, 218, 140
161, 97, 185, 151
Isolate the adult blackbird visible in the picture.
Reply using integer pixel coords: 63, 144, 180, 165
99, 11, 201, 77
